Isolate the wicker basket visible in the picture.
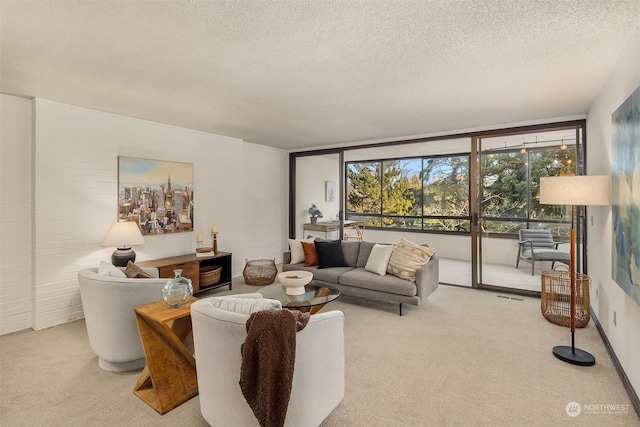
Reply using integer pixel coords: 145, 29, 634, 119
243, 259, 277, 286
541, 267, 590, 328
200, 266, 222, 287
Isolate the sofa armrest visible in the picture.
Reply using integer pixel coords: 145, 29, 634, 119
283, 251, 292, 264
415, 256, 439, 300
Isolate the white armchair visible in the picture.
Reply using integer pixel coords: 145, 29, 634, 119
77, 267, 167, 371
191, 294, 345, 427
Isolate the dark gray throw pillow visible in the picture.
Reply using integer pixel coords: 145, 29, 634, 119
315, 240, 349, 269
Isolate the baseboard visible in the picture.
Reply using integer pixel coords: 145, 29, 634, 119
591, 309, 640, 419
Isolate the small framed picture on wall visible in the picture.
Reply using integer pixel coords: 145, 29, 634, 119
325, 181, 336, 202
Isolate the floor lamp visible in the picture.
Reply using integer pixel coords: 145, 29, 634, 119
539, 175, 610, 366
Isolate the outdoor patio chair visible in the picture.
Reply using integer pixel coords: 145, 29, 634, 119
516, 229, 570, 275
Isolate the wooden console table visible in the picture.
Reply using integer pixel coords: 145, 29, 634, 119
137, 252, 232, 294
134, 298, 198, 414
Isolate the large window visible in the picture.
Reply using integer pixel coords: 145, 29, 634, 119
346, 155, 470, 232
346, 144, 575, 236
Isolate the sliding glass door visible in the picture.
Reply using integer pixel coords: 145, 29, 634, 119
474, 126, 583, 292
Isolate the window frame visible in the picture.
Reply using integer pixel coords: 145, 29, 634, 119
345, 152, 472, 234
345, 143, 577, 237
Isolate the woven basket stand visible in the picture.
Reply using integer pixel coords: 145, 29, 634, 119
541, 266, 590, 328
243, 259, 277, 286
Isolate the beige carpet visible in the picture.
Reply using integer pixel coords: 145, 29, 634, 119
0, 281, 638, 426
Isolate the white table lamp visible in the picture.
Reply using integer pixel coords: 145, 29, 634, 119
102, 222, 146, 267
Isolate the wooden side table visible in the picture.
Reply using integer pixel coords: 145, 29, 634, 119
134, 298, 198, 414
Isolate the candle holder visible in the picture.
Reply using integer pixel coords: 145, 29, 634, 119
212, 231, 218, 254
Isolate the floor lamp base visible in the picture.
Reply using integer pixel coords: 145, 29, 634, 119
553, 345, 595, 366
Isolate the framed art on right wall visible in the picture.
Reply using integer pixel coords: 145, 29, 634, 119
611, 85, 640, 306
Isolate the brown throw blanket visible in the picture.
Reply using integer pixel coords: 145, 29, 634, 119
240, 309, 310, 427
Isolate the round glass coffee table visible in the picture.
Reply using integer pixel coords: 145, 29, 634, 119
258, 282, 340, 314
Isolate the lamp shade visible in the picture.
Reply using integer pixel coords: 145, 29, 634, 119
539, 175, 610, 206
102, 222, 145, 247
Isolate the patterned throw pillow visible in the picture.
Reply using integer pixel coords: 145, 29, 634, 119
387, 238, 436, 281
124, 261, 153, 278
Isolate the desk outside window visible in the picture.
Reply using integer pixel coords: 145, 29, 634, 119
302, 220, 361, 239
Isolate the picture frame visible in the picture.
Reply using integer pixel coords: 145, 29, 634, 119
118, 156, 194, 235
325, 181, 336, 202
611, 86, 640, 306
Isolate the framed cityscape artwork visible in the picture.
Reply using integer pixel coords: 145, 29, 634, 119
118, 156, 194, 235
611, 86, 640, 306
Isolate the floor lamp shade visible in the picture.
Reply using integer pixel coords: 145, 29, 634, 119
539, 175, 610, 366
102, 222, 145, 267
539, 175, 610, 206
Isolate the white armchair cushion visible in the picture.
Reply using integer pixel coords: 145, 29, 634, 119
210, 296, 281, 315
98, 261, 127, 278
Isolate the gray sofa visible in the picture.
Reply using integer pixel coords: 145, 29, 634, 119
283, 240, 439, 315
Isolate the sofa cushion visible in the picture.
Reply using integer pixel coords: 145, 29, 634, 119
339, 268, 417, 297
315, 240, 349, 269
387, 238, 436, 282
341, 241, 360, 267
364, 244, 394, 276
288, 238, 314, 264
98, 261, 127, 278
302, 241, 319, 267
124, 261, 153, 278
356, 241, 376, 268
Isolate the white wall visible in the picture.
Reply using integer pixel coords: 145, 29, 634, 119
0, 94, 33, 334
0, 96, 288, 333
241, 141, 290, 261
586, 27, 640, 397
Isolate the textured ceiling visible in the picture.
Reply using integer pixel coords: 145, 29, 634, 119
1, 1, 639, 150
